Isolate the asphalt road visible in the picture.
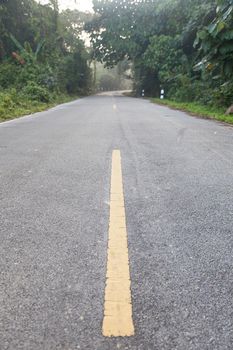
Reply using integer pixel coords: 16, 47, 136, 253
0, 93, 233, 350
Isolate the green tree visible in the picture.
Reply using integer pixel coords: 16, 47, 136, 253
143, 35, 184, 96
195, 0, 233, 79
86, 0, 216, 96
0, 0, 93, 97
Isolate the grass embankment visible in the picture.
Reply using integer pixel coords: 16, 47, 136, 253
0, 93, 78, 123
151, 98, 233, 125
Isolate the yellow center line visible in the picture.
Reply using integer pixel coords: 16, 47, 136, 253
102, 150, 135, 337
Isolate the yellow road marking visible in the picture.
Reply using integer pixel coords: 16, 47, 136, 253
102, 150, 135, 337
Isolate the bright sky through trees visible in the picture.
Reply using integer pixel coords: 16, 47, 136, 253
60, 0, 93, 11
37, 0, 93, 12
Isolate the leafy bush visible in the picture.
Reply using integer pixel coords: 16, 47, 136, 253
211, 81, 233, 107
0, 90, 16, 109
21, 82, 51, 102
168, 75, 196, 102
0, 88, 75, 121
167, 74, 214, 105
0, 63, 19, 88
0, 90, 17, 119
16, 64, 40, 88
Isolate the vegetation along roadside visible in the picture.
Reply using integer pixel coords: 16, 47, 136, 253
151, 98, 233, 125
0, 0, 93, 122
0, 93, 78, 123
86, 0, 233, 120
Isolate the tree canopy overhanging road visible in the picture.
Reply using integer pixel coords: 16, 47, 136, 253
0, 94, 233, 349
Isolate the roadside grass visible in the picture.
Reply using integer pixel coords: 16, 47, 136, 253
0, 94, 78, 123
150, 98, 233, 125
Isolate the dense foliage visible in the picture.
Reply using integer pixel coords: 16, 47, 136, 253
86, 0, 233, 108
0, 0, 92, 119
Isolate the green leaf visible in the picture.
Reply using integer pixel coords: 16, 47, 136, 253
216, 21, 226, 33
208, 23, 217, 34
222, 6, 233, 20
193, 60, 205, 71
9, 34, 25, 52
193, 36, 200, 48
35, 40, 46, 59
198, 30, 208, 40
